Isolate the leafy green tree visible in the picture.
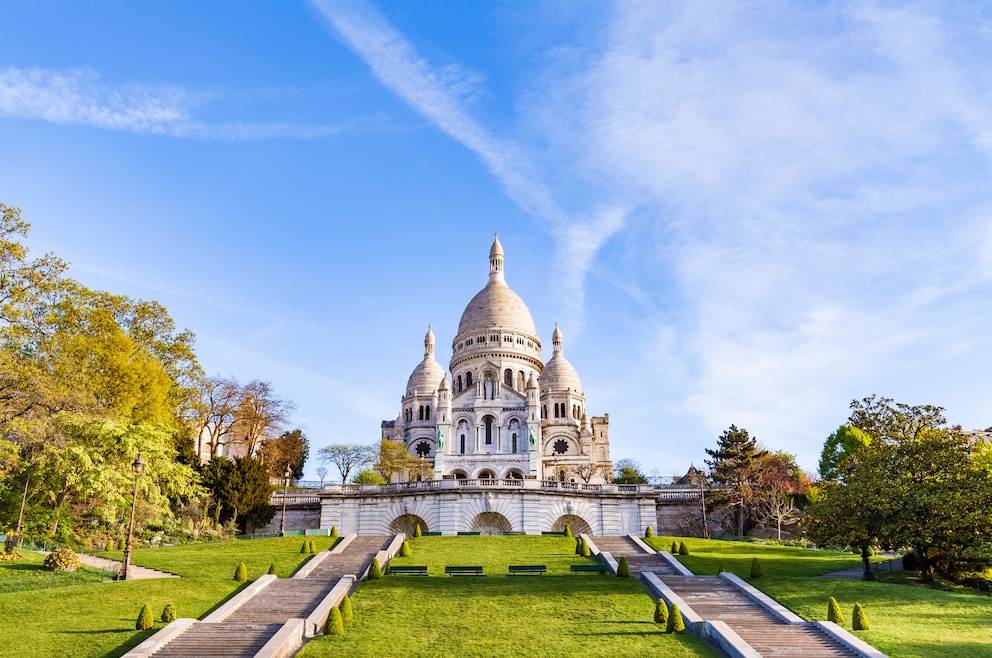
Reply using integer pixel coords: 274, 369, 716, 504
819, 425, 872, 481
200, 456, 274, 532
611, 458, 648, 484
261, 429, 309, 480
375, 439, 427, 482
351, 468, 385, 484
705, 425, 768, 536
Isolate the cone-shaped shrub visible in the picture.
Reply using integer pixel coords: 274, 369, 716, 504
827, 596, 844, 624
671, 541, 679, 553
308, 540, 316, 554
666, 603, 686, 633
645, 526, 654, 538
617, 556, 631, 577
400, 540, 411, 557
678, 541, 689, 556
718, 564, 726, 573
564, 524, 573, 538
325, 606, 345, 636
161, 604, 176, 624
580, 538, 591, 557
267, 563, 277, 575
136, 604, 154, 631
413, 524, 422, 537
340, 595, 354, 627
575, 538, 583, 555
234, 562, 248, 582
119, 538, 127, 551
654, 599, 669, 624
750, 557, 763, 579
301, 540, 308, 554
330, 526, 339, 538
853, 602, 870, 631
368, 557, 383, 580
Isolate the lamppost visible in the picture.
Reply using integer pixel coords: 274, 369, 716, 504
847, 461, 874, 581
279, 464, 292, 535
116, 453, 145, 581
11, 455, 34, 548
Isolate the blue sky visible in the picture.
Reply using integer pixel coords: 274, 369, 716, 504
2, 1, 990, 479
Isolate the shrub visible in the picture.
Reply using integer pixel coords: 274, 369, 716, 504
325, 606, 344, 636
267, 563, 277, 575
666, 603, 685, 633
580, 538, 591, 558
400, 540, 411, 557
575, 538, 582, 555
136, 604, 154, 631
750, 558, 763, 579
161, 604, 176, 623
827, 596, 844, 625
234, 562, 248, 582
853, 602, 870, 631
0, 551, 23, 562
645, 526, 654, 538
330, 526, 339, 539
308, 540, 316, 554
119, 537, 126, 551
42, 548, 80, 572
413, 524, 422, 538
718, 564, 725, 573
671, 541, 679, 553
368, 557, 383, 580
301, 540, 309, 554
679, 541, 689, 556
617, 556, 630, 577
654, 599, 669, 624
564, 524, 573, 538
340, 595, 354, 626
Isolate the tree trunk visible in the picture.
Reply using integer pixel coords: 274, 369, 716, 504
917, 546, 934, 583
736, 498, 745, 537
860, 544, 875, 581
50, 489, 70, 536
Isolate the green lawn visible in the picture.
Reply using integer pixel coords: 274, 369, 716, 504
645, 536, 992, 658
0, 536, 327, 658
297, 535, 716, 658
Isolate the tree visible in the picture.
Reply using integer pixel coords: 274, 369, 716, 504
705, 425, 769, 537
193, 376, 243, 459
351, 468, 385, 484
231, 380, 294, 457
569, 462, 606, 483
374, 439, 425, 483
261, 429, 309, 480
318, 444, 375, 483
200, 456, 274, 532
612, 458, 648, 484
819, 425, 872, 481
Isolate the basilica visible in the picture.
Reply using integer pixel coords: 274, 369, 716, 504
381, 235, 613, 483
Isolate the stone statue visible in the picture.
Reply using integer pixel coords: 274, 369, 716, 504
436, 427, 444, 449
529, 427, 536, 446
485, 493, 494, 512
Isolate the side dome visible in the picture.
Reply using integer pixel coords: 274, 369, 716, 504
456, 234, 538, 338
538, 322, 582, 391
406, 326, 445, 395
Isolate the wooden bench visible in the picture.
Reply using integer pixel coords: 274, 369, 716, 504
507, 565, 546, 576
541, 531, 565, 536
421, 531, 442, 536
445, 566, 485, 577
570, 564, 610, 575
456, 531, 481, 536
388, 565, 428, 576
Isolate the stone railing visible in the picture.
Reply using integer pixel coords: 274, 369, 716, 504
269, 492, 321, 504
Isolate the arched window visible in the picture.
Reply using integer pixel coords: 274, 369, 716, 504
518, 371, 525, 389
466, 371, 473, 387
457, 375, 463, 393
418, 406, 424, 421
485, 417, 494, 444
460, 434, 466, 454
542, 405, 547, 419
512, 433, 517, 453
504, 369, 513, 388
425, 405, 430, 420
554, 403, 560, 418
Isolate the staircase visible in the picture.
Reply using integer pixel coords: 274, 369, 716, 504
148, 535, 390, 658
595, 537, 859, 657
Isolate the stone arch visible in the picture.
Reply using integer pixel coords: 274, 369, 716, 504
450, 469, 469, 479
389, 514, 428, 536
468, 512, 512, 535
504, 468, 523, 479
545, 436, 575, 455
476, 468, 497, 480
551, 514, 591, 536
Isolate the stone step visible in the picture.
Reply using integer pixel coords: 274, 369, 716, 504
151, 623, 280, 657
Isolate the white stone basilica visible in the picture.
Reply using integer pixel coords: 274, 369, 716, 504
381, 235, 612, 483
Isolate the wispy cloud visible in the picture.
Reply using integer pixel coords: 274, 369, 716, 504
0, 66, 346, 140
309, 0, 625, 328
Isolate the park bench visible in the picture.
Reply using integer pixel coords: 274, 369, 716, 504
457, 531, 481, 535
445, 566, 485, 577
541, 531, 565, 536
507, 565, 546, 576
421, 531, 442, 536
388, 565, 428, 576
502, 531, 525, 535
570, 564, 610, 575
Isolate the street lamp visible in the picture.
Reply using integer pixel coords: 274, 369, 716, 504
846, 461, 875, 582
116, 453, 145, 581
279, 464, 292, 535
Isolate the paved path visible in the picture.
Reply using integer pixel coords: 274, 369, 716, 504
39, 551, 179, 580
149, 535, 390, 658
598, 536, 860, 657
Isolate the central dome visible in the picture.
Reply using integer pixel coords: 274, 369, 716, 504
455, 234, 537, 339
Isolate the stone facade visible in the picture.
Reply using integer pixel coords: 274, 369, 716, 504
381, 235, 612, 483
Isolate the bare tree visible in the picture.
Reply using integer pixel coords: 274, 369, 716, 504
232, 380, 295, 457
318, 443, 376, 483
569, 463, 606, 483
194, 376, 243, 459
761, 486, 801, 540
